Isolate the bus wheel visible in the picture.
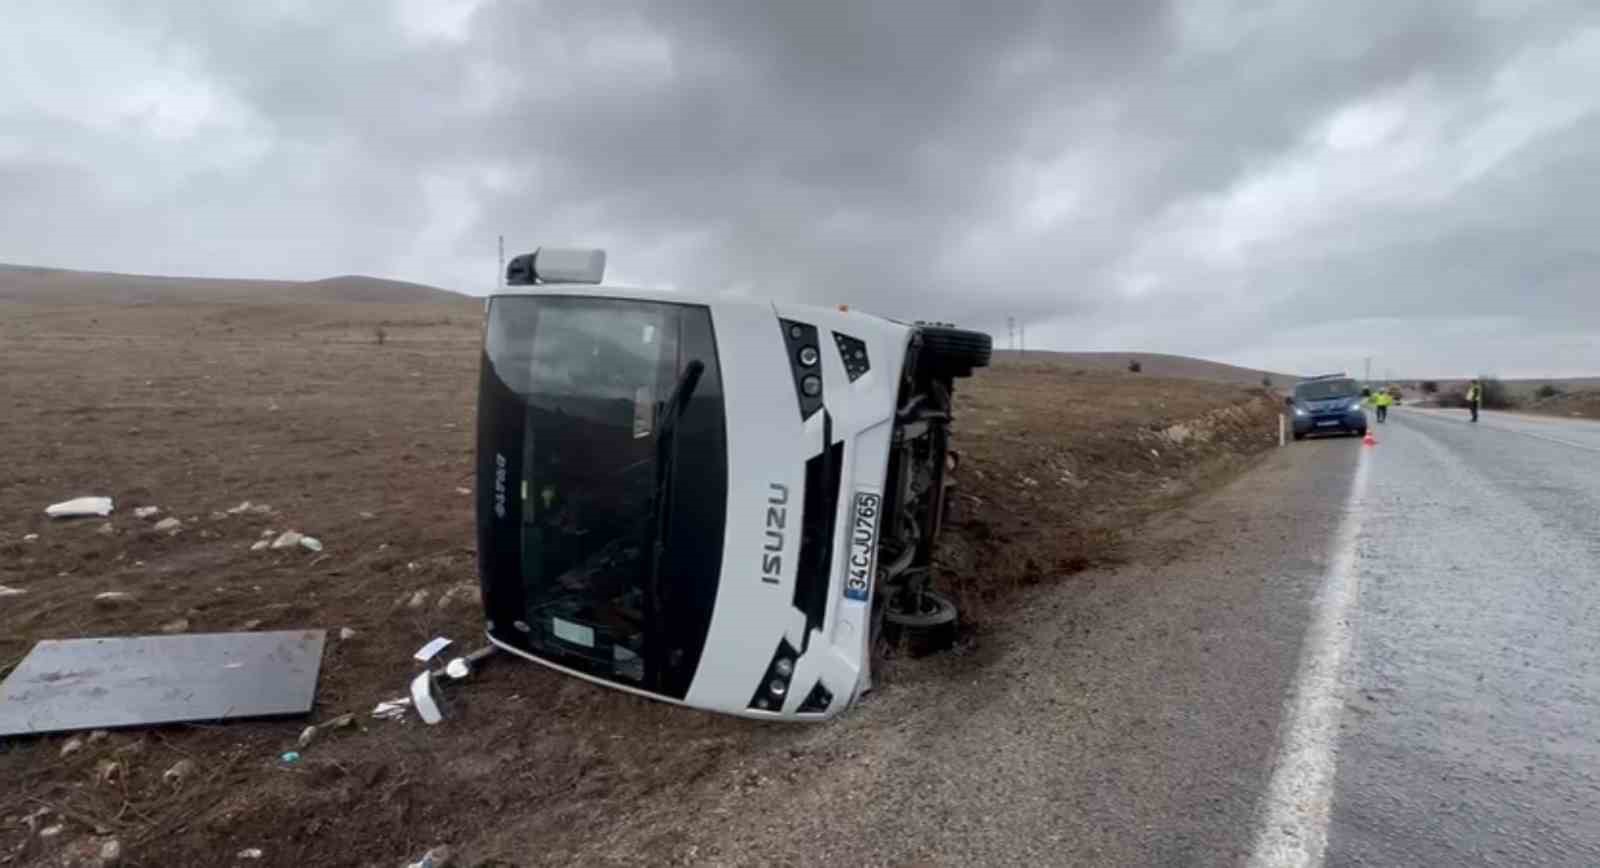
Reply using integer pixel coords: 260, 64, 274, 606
884, 589, 958, 656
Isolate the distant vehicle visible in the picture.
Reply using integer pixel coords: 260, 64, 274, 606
1285, 374, 1368, 440
474, 248, 991, 720
1387, 385, 1403, 404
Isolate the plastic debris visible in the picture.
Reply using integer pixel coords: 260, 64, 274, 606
269, 531, 303, 550
40, 824, 64, 838
96, 523, 116, 535
238, 848, 264, 860
134, 506, 161, 519
280, 751, 301, 764
413, 636, 453, 664
444, 658, 471, 680
92, 591, 137, 608
371, 697, 411, 720
159, 618, 190, 635
296, 725, 318, 749
250, 540, 270, 552
46, 497, 114, 519
23, 533, 39, 542
153, 517, 182, 533
226, 501, 254, 514
99, 838, 123, 864
60, 736, 85, 758
339, 627, 358, 641
0, 585, 26, 597
405, 589, 430, 609
299, 536, 323, 553
410, 672, 443, 725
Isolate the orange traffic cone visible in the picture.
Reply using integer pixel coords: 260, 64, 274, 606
1363, 432, 1377, 446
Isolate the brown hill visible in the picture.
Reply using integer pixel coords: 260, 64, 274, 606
996, 350, 1297, 387
0, 263, 464, 304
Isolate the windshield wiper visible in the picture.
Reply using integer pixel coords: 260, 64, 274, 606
644, 358, 705, 690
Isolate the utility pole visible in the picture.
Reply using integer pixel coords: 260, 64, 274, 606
1019, 323, 1026, 360
1007, 317, 1016, 351
497, 235, 505, 288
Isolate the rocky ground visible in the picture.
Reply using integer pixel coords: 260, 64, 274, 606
1, 302, 1280, 866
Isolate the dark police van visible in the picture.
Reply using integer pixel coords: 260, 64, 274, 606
1286, 373, 1368, 440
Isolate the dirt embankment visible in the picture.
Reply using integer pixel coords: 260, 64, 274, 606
938, 363, 1283, 624
1523, 389, 1600, 421
1, 308, 1282, 867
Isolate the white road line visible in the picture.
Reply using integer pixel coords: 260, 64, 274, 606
1247, 450, 1371, 868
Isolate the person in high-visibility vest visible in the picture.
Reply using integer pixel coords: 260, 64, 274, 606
1466, 380, 1482, 423
1373, 388, 1393, 423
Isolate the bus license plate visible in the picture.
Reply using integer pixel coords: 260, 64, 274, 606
844, 492, 881, 602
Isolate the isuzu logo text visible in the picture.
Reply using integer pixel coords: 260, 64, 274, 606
761, 483, 789, 585
494, 453, 508, 519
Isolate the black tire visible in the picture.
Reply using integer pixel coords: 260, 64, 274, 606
1292, 432, 1305, 441
916, 326, 992, 378
883, 589, 958, 657
885, 588, 958, 628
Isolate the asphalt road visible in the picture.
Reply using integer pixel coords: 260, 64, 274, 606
1320, 407, 1600, 866
588, 407, 1600, 866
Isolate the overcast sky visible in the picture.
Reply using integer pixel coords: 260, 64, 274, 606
3, 1, 1597, 376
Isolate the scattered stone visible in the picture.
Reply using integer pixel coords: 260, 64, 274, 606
210, 511, 229, 521
95, 759, 124, 786
153, 517, 182, 533
226, 501, 254, 514
324, 712, 356, 730
162, 758, 197, 789
23, 533, 39, 542
406, 845, 454, 868
99, 838, 123, 865
1150, 449, 1160, 458
260, 529, 275, 538
454, 487, 471, 495
406, 590, 430, 609
0, 584, 26, 597
270, 530, 303, 550
96, 523, 115, 536
436, 583, 482, 610
250, 540, 270, 552
296, 725, 319, 750
87, 730, 109, 745
238, 619, 263, 631
238, 848, 264, 860
60, 737, 85, 759
134, 506, 161, 520
40, 823, 65, 838
299, 536, 323, 553
92, 591, 136, 608
159, 618, 190, 634
359, 511, 377, 520
339, 627, 358, 641
249, 503, 273, 515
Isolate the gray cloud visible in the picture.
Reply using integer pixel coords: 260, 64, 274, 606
2, 0, 1597, 375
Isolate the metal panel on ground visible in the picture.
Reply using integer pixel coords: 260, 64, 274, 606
0, 630, 326, 736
